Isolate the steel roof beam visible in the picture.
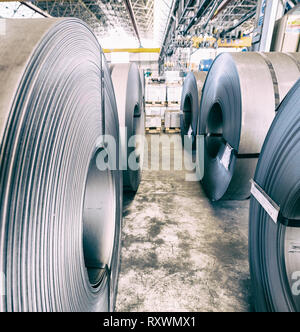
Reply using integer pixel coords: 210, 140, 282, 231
212, 0, 232, 19
182, 0, 214, 36
220, 6, 256, 37
124, 0, 142, 45
20, 1, 52, 17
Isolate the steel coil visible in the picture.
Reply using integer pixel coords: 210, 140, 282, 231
0, 18, 122, 312
249, 78, 300, 312
197, 52, 300, 201
110, 63, 144, 192
180, 72, 207, 146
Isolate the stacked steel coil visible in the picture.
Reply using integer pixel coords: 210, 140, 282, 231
180, 72, 207, 147
0, 19, 122, 312
249, 78, 300, 312
111, 63, 144, 193
197, 52, 300, 201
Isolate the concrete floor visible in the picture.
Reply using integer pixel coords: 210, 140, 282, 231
116, 134, 252, 312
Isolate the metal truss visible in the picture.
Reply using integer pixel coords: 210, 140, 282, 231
159, 0, 259, 66
30, 0, 154, 41
205, 0, 258, 35
132, 0, 154, 39
176, 0, 258, 36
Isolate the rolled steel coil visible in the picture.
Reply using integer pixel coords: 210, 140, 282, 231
110, 63, 144, 192
0, 19, 122, 312
197, 52, 300, 201
180, 71, 207, 146
249, 78, 300, 312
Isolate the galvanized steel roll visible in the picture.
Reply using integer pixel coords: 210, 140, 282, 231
0, 19, 122, 312
249, 78, 300, 312
197, 52, 300, 201
180, 71, 207, 147
110, 63, 144, 192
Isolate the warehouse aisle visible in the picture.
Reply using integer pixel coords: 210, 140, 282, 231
116, 134, 252, 312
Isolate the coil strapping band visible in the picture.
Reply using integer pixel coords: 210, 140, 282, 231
220, 143, 234, 171
250, 180, 300, 228
197, 134, 261, 181
261, 53, 281, 108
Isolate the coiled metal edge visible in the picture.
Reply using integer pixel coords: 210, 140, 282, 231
249, 78, 300, 312
0, 18, 122, 312
180, 71, 207, 148
111, 63, 144, 193
197, 52, 300, 201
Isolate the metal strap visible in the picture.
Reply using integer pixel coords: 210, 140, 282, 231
187, 125, 193, 138
222, 139, 260, 159
196, 135, 233, 177
261, 53, 281, 109
250, 180, 300, 228
220, 143, 234, 171
201, 135, 259, 170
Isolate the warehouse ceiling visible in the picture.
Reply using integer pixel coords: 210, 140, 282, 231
31, 0, 154, 42
1, 0, 299, 50
158, 0, 260, 63
0, 1, 156, 47
164, 0, 259, 46
205, 0, 258, 34
0, 0, 260, 48
159, 0, 299, 63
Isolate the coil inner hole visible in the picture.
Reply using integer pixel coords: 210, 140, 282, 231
206, 102, 224, 158
183, 95, 192, 134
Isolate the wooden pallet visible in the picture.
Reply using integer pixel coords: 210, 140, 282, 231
146, 101, 167, 106
146, 127, 162, 134
165, 127, 181, 134
167, 102, 180, 106
166, 82, 183, 86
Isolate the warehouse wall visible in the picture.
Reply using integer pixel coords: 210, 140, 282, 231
105, 51, 159, 72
